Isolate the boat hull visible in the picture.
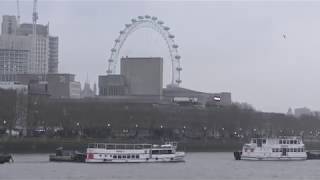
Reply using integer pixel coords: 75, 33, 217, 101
86, 157, 185, 163
85, 152, 185, 163
240, 156, 307, 161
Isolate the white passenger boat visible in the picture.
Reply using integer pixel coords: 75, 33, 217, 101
235, 137, 307, 161
85, 142, 185, 163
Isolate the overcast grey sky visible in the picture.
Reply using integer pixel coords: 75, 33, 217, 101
1, 0, 320, 113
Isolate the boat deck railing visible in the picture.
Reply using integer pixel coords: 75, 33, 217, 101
88, 143, 154, 150
87, 143, 178, 150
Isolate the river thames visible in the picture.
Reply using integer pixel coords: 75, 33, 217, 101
1, 153, 320, 180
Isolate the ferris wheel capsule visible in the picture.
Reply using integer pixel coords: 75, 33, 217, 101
175, 55, 181, 59
176, 79, 182, 84
163, 26, 170, 31
131, 19, 137, 23
106, 69, 112, 74
157, 21, 164, 25
151, 16, 158, 21
125, 24, 131, 28
108, 59, 114, 62
176, 67, 182, 71
111, 48, 117, 52
115, 39, 120, 43
138, 16, 144, 19
145, 15, 151, 19
168, 34, 175, 39
172, 44, 178, 48
120, 30, 125, 34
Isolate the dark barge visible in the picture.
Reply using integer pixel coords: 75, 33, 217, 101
0, 153, 13, 164
49, 147, 86, 162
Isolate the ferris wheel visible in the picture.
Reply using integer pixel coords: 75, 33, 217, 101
107, 15, 182, 86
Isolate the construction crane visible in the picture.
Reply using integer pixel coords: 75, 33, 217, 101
32, 0, 38, 74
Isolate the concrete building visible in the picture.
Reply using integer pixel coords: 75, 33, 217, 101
121, 57, 163, 96
0, 73, 80, 99
294, 107, 313, 117
0, 81, 28, 94
98, 56, 232, 105
0, 15, 59, 77
99, 75, 127, 96
163, 86, 232, 106
46, 73, 81, 99
1, 15, 18, 35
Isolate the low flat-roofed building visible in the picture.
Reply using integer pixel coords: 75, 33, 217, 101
47, 73, 81, 99
99, 75, 128, 96
0, 81, 28, 94
163, 86, 232, 106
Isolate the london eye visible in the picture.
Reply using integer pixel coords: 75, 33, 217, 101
107, 15, 182, 86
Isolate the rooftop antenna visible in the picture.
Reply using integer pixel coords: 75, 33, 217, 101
16, 0, 20, 26
86, 73, 90, 84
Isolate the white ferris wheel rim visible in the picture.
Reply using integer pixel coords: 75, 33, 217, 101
107, 15, 182, 86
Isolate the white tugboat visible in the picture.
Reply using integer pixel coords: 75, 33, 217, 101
234, 137, 307, 161
85, 142, 185, 163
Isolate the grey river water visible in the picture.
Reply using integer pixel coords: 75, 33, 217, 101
1, 153, 320, 180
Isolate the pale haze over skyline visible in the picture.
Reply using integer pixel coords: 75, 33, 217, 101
1, 0, 320, 113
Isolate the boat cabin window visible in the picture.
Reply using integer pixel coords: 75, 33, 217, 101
116, 145, 126, 149
118, 155, 122, 159
160, 150, 173, 154
135, 145, 143, 149
113, 155, 117, 159
252, 139, 257, 143
127, 155, 131, 159
131, 155, 135, 159
152, 150, 160, 154
262, 139, 266, 144
126, 145, 134, 149
257, 139, 263, 147
88, 144, 97, 148
98, 144, 105, 149
143, 145, 152, 149
122, 155, 126, 158
279, 140, 282, 144
294, 148, 297, 152
294, 140, 297, 144
107, 145, 115, 149
136, 155, 139, 159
